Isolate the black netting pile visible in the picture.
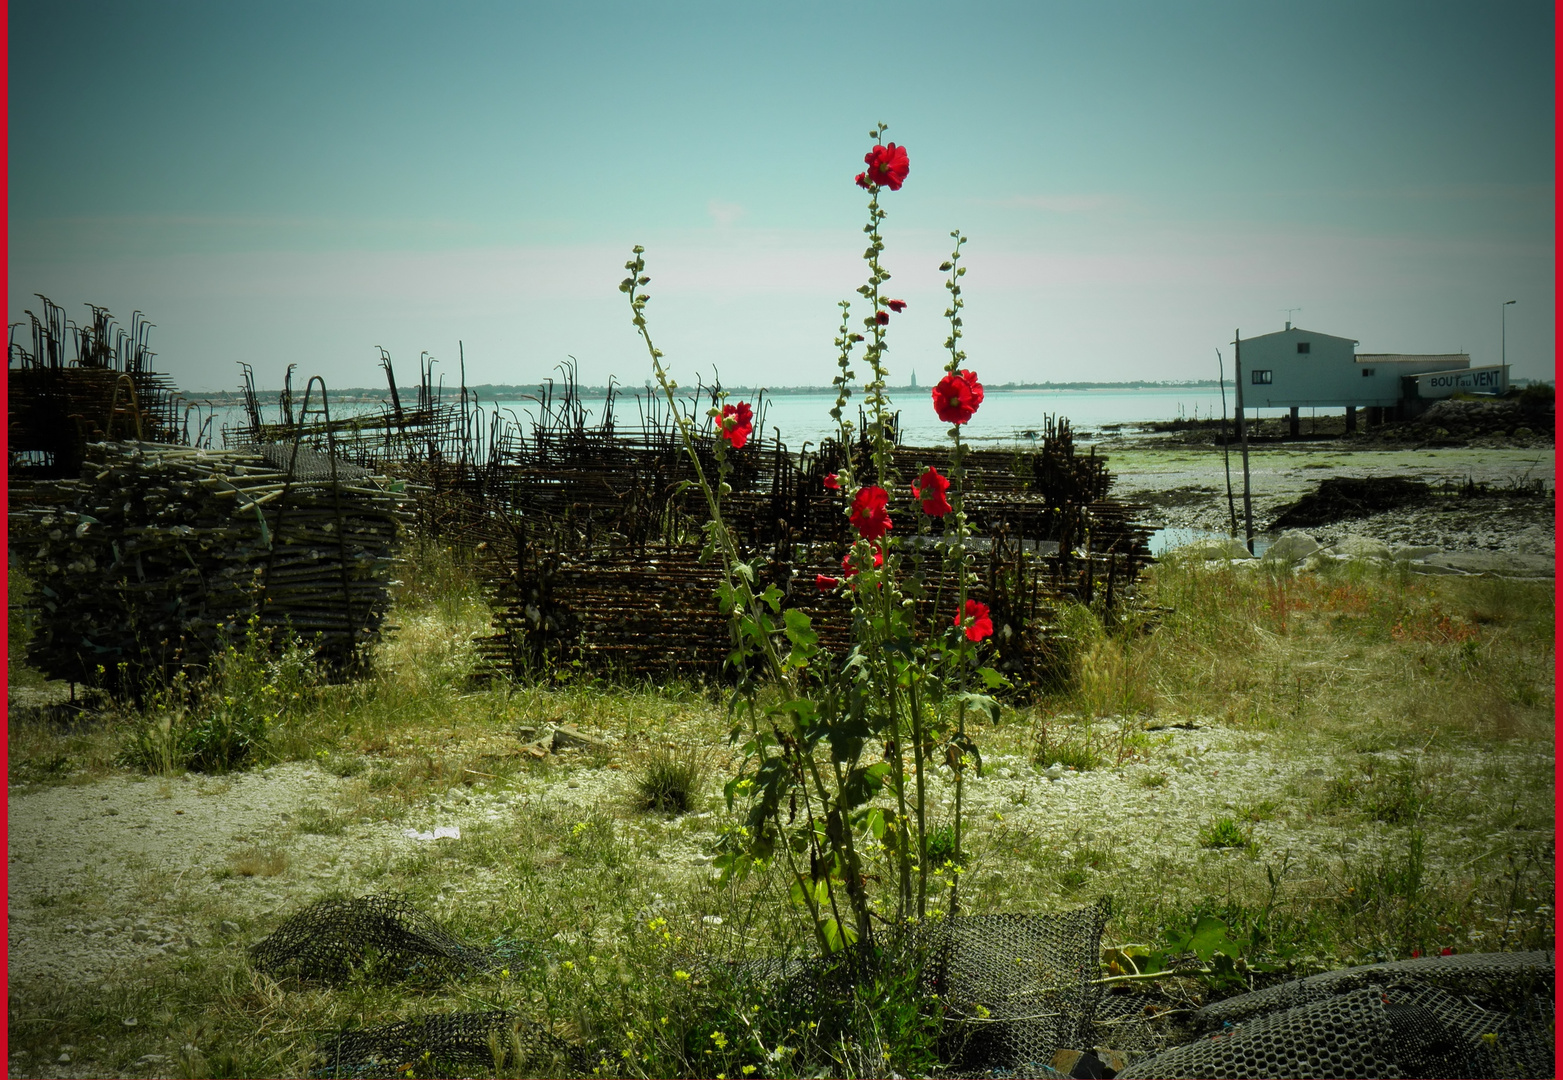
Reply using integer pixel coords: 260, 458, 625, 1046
250, 896, 1552, 1079
1117, 949, 1553, 1080
249, 896, 505, 984
929, 905, 1111, 1073
313, 1011, 588, 1079
711, 902, 1112, 1076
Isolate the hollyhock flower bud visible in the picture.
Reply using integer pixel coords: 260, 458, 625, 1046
886, 299, 906, 313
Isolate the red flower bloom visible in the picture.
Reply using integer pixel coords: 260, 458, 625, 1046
816, 574, 841, 592
1440, 947, 1454, 956
932, 370, 984, 425
875, 311, 890, 326
718, 401, 754, 449
911, 467, 952, 517
861, 143, 910, 191
886, 299, 907, 313
840, 546, 884, 578
848, 486, 893, 540
823, 473, 841, 490
956, 599, 993, 643
855, 172, 870, 190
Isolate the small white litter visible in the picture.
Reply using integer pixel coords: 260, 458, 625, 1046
403, 825, 461, 841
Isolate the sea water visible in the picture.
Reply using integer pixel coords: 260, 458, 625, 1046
207, 385, 1251, 447
481, 385, 1238, 447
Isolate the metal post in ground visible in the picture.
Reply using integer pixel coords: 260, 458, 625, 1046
1216, 347, 1237, 537
1234, 330, 1255, 553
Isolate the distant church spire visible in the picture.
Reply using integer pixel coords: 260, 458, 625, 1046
909, 369, 917, 389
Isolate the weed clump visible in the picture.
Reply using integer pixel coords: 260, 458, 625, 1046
632, 745, 706, 814
1198, 817, 1255, 851
118, 618, 319, 775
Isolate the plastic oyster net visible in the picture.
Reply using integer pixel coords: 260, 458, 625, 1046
312, 1010, 589, 1079
928, 904, 1112, 1074
248, 895, 509, 985
1117, 949, 1553, 1080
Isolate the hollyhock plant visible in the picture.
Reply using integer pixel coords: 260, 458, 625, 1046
886, 299, 906, 313
718, 402, 754, 449
911, 467, 952, 517
857, 142, 910, 190
848, 486, 893, 541
816, 574, 841, 592
840, 546, 884, 578
875, 311, 890, 325
823, 473, 841, 490
956, 599, 994, 643
932, 370, 984, 425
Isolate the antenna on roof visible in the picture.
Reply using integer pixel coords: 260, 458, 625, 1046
1283, 307, 1302, 331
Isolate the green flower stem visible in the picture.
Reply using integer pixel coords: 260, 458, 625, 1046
626, 251, 854, 951
940, 232, 973, 915
908, 671, 929, 920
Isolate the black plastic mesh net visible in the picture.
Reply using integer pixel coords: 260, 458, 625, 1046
312, 1010, 589, 1079
929, 904, 1112, 1073
248, 896, 506, 985
1116, 950, 1554, 1080
250, 896, 1551, 1078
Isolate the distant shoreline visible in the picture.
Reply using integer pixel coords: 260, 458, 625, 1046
185, 380, 1228, 402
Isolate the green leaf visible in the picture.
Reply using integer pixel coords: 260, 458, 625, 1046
957, 690, 1003, 726
1182, 916, 1243, 964
760, 584, 784, 614
975, 666, 1012, 690
820, 917, 858, 953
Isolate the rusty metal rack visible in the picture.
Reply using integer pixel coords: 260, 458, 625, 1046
8, 296, 183, 478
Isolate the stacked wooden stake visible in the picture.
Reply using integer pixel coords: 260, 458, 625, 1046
9, 441, 410, 691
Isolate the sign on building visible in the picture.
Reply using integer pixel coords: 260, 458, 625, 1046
1410, 365, 1509, 400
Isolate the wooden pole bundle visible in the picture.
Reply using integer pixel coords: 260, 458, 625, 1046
9, 440, 410, 693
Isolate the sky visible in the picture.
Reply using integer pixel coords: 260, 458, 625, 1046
8, 0, 1555, 394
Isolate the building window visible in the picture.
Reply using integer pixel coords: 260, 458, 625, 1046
1361, 367, 1375, 377
1296, 342, 1311, 354
1251, 369, 1273, 385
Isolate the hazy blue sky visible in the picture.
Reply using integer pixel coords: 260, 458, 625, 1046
9, 1, 1554, 393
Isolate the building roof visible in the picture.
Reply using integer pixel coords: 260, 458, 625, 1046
1239, 326, 1359, 346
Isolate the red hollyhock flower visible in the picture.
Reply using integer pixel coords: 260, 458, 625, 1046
840, 546, 884, 578
816, 574, 841, 592
862, 143, 910, 191
886, 299, 907, 313
848, 486, 892, 540
875, 311, 890, 325
932, 370, 984, 425
855, 172, 870, 190
956, 599, 994, 643
823, 473, 841, 490
911, 467, 952, 517
718, 401, 754, 449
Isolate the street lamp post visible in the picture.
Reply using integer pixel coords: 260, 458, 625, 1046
1502, 300, 1516, 367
